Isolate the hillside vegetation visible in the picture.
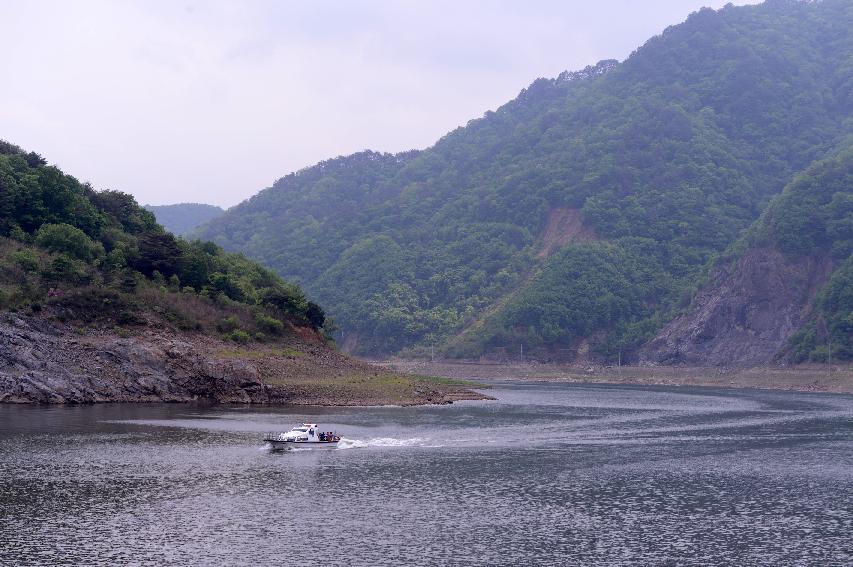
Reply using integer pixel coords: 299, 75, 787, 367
751, 147, 853, 362
0, 140, 326, 343
197, 0, 853, 361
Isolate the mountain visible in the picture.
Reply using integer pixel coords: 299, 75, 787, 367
144, 203, 224, 236
196, 0, 853, 362
0, 140, 482, 404
641, 145, 853, 365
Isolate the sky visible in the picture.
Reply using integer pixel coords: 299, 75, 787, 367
0, 0, 760, 208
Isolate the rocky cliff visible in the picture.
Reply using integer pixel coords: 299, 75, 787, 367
639, 248, 834, 366
0, 314, 486, 405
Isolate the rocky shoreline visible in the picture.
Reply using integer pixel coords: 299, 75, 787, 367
0, 314, 488, 406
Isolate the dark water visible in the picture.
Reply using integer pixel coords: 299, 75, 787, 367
1, 383, 851, 566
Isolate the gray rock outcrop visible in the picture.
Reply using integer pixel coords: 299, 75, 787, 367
0, 315, 270, 404
639, 248, 833, 366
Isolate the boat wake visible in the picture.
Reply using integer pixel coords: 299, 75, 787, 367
336, 437, 425, 450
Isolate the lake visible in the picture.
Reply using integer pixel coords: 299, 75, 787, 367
1, 382, 851, 566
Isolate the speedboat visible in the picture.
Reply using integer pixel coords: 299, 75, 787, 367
264, 423, 341, 450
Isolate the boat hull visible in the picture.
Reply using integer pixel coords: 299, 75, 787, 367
264, 439, 340, 450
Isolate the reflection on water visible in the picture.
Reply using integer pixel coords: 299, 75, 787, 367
1, 383, 851, 566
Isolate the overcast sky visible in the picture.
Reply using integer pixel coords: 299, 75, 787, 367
0, 0, 759, 208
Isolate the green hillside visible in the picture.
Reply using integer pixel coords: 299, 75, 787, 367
197, 0, 853, 358
752, 147, 853, 362
0, 140, 327, 342
145, 203, 224, 236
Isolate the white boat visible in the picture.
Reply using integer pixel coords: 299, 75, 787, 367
264, 423, 341, 450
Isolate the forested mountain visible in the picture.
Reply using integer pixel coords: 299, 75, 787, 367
145, 203, 224, 236
197, 0, 853, 361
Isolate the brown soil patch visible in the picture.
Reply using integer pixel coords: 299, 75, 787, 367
538, 207, 596, 258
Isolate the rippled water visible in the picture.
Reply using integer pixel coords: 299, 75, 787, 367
1, 383, 851, 566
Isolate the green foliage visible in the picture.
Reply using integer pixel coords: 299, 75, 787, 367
254, 311, 284, 335
35, 223, 104, 262
752, 148, 853, 259
11, 249, 39, 272
499, 240, 675, 354
217, 315, 241, 333
758, 148, 853, 362
197, 0, 853, 356
225, 329, 251, 344
132, 232, 182, 277
91, 191, 158, 234
41, 255, 92, 286
787, 255, 853, 362
0, 138, 326, 335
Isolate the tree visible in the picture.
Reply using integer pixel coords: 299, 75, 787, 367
131, 232, 182, 277
35, 223, 104, 262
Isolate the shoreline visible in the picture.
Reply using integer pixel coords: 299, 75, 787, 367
0, 314, 489, 407
380, 360, 853, 394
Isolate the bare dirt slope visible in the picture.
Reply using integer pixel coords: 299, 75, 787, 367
537, 207, 596, 258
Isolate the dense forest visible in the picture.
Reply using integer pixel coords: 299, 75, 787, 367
145, 203, 224, 236
197, 0, 853, 360
0, 140, 327, 343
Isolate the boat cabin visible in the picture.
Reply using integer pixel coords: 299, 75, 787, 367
269, 423, 340, 444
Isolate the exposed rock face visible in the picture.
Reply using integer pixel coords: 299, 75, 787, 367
0, 315, 271, 404
639, 248, 833, 366
0, 314, 487, 405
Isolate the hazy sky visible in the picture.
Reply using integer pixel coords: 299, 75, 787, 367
1, 0, 759, 208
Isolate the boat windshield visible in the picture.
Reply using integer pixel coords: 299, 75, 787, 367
291, 427, 309, 432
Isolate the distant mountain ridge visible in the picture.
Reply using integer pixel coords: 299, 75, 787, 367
197, 0, 853, 364
145, 203, 224, 236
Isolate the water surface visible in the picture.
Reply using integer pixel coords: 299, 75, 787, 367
1, 383, 851, 565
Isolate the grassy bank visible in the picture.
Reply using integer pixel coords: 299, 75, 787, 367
377, 360, 853, 394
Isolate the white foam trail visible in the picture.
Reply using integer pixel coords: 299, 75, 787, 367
336, 437, 425, 450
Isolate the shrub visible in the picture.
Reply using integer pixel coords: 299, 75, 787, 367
226, 329, 251, 344
117, 269, 141, 292
35, 223, 104, 262
305, 301, 326, 328
114, 326, 132, 338
9, 225, 29, 243
48, 288, 141, 324
217, 315, 240, 333
11, 249, 39, 272
254, 312, 284, 335
41, 255, 91, 285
